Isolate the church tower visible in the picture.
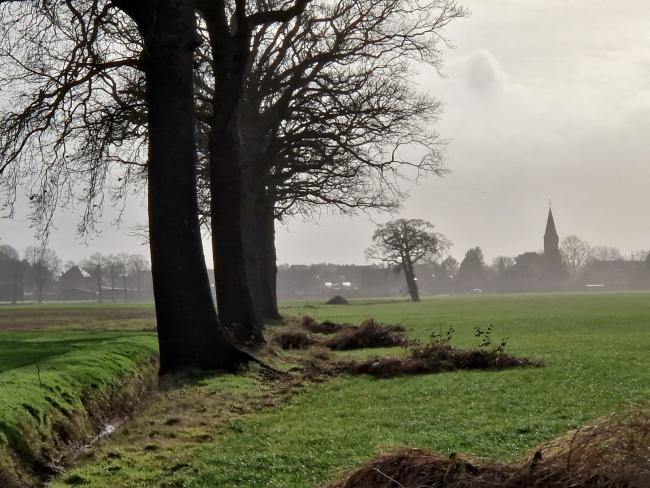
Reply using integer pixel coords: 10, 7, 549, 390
544, 207, 559, 256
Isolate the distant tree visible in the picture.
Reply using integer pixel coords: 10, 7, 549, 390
128, 254, 149, 299
85, 253, 108, 302
591, 246, 622, 262
116, 253, 130, 302
630, 250, 650, 262
0, 244, 23, 303
106, 255, 124, 302
560, 235, 592, 275
24, 246, 60, 303
366, 219, 449, 302
456, 247, 486, 291
492, 256, 515, 276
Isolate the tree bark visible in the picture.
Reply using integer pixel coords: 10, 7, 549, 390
241, 162, 282, 321
205, 17, 264, 347
143, 0, 247, 374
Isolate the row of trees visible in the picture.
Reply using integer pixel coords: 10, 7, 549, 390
0, 242, 150, 303
363, 220, 650, 300
0, 0, 466, 372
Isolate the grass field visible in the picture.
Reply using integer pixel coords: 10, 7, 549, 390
1, 293, 649, 487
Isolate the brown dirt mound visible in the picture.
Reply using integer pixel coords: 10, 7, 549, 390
300, 316, 352, 334
331, 342, 542, 378
326, 408, 650, 488
323, 319, 408, 351
326, 295, 349, 305
272, 329, 317, 350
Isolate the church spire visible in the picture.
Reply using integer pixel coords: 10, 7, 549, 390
544, 206, 559, 255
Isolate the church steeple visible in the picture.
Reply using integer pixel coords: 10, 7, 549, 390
544, 207, 559, 255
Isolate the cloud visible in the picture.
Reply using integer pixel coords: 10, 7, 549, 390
455, 49, 510, 96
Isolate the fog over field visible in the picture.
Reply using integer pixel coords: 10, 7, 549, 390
5, 0, 650, 265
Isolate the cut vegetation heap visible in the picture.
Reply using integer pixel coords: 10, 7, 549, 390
326, 406, 650, 488
274, 318, 541, 379
273, 317, 407, 351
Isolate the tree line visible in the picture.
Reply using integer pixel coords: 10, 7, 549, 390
363, 219, 650, 300
0, 242, 150, 303
0, 0, 467, 373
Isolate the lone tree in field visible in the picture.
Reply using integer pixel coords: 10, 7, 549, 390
366, 219, 449, 302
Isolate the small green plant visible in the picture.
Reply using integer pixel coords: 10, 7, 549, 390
430, 325, 455, 345
474, 324, 508, 353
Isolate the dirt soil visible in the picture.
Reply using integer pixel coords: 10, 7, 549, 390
0, 307, 156, 331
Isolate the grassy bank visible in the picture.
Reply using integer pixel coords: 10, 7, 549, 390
49, 292, 650, 487
0, 330, 158, 486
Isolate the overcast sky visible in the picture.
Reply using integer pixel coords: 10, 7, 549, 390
4, 0, 650, 267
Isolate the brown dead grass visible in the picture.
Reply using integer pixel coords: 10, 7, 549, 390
323, 319, 408, 351
325, 407, 650, 488
320, 341, 541, 379
299, 316, 353, 335
272, 329, 317, 350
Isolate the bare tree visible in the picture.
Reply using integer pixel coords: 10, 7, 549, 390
366, 219, 449, 301
560, 235, 592, 276
24, 246, 60, 302
0, 0, 311, 372
128, 253, 149, 298
106, 254, 122, 302
84, 253, 109, 302
0, 244, 24, 303
591, 246, 622, 262
196, 0, 466, 320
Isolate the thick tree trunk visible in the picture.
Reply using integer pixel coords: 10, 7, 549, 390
144, 0, 247, 374
206, 21, 264, 348
241, 167, 282, 321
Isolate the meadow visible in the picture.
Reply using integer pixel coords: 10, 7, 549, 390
0, 292, 648, 487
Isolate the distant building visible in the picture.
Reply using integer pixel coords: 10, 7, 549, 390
502, 207, 568, 292
59, 266, 96, 300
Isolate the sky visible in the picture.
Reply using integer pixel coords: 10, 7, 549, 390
3, 0, 650, 267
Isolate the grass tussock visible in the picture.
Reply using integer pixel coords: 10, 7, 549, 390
325, 407, 650, 488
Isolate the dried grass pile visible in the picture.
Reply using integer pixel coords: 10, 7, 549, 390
323, 319, 408, 351
272, 329, 316, 350
332, 341, 542, 378
300, 316, 352, 335
325, 407, 650, 488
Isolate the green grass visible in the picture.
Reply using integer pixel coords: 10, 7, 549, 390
4, 292, 650, 487
0, 330, 158, 483
181, 292, 650, 487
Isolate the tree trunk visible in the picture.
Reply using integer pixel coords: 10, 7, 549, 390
242, 181, 281, 321
110, 272, 115, 302
143, 0, 247, 374
96, 265, 103, 303
206, 21, 264, 347
402, 261, 420, 302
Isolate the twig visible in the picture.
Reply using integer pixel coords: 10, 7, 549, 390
36, 364, 42, 387
372, 467, 406, 488
566, 426, 583, 472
